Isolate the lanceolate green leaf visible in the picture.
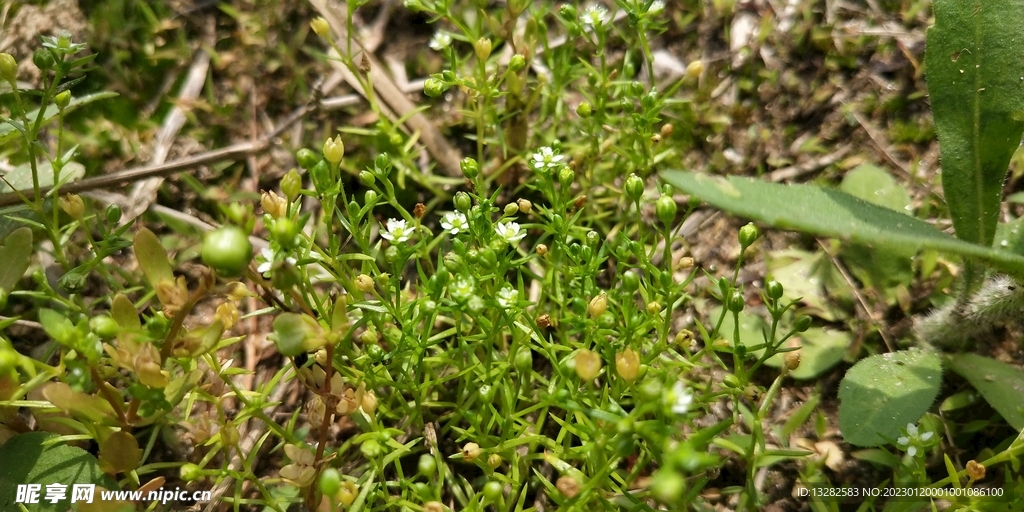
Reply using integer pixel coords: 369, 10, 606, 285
925, 0, 1024, 247
660, 171, 1024, 279
0, 92, 118, 146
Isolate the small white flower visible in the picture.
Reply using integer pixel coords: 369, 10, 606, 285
581, 5, 608, 26
497, 286, 519, 308
530, 146, 565, 172
256, 247, 296, 277
496, 221, 527, 245
381, 218, 412, 243
256, 247, 275, 275
897, 423, 933, 458
451, 276, 475, 302
441, 211, 469, 235
668, 381, 693, 415
467, 295, 484, 313
429, 31, 452, 52
648, 0, 665, 14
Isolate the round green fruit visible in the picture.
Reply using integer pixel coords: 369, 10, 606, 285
202, 226, 252, 276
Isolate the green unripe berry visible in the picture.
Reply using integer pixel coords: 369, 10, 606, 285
202, 227, 253, 276
482, 481, 503, 502
90, 316, 119, 339
418, 454, 437, 477
424, 77, 447, 98
270, 218, 299, 249
514, 346, 533, 373
558, 167, 575, 187
454, 191, 472, 212
794, 315, 812, 332
360, 439, 383, 459
738, 222, 759, 249
622, 270, 640, 293
353, 171, 372, 188
508, 54, 526, 72
319, 468, 341, 496
295, 148, 319, 170
727, 290, 744, 313
624, 174, 644, 202
461, 157, 480, 179
180, 463, 202, 482
310, 161, 330, 193
576, 101, 592, 118
651, 469, 685, 505
105, 204, 122, 224
765, 280, 784, 300
32, 49, 55, 71
655, 194, 677, 225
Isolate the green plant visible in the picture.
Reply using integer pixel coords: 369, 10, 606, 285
663, 0, 1024, 508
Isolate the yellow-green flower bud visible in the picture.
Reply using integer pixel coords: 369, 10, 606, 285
685, 60, 705, 81
460, 157, 479, 179
54, 90, 71, 109
575, 349, 602, 381
281, 169, 302, 201
615, 348, 640, 383
588, 293, 607, 318
625, 174, 644, 202
355, 274, 375, 292
261, 190, 287, 218
474, 38, 492, 61
0, 53, 17, 84
59, 193, 84, 219
508, 54, 526, 72
656, 194, 677, 225
503, 203, 519, 216
311, 17, 331, 38
738, 222, 759, 249
323, 135, 345, 164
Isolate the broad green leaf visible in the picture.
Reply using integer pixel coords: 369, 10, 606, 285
773, 328, 849, 380
838, 348, 942, 447
994, 217, 1024, 254
839, 165, 916, 293
926, 0, 1024, 247
0, 92, 118, 146
660, 171, 1024, 279
0, 227, 32, 292
767, 248, 851, 322
0, 160, 85, 194
133, 227, 174, 285
0, 431, 120, 512
945, 353, 1024, 431
839, 164, 912, 214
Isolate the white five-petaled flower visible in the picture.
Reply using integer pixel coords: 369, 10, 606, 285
530, 146, 565, 172
897, 423, 934, 457
496, 221, 527, 245
441, 211, 469, 235
497, 286, 519, 308
256, 247, 297, 277
429, 31, 452, 52
451, 275, 475, 302
668, 381, 694, 415
581, 5, 609, 26
381, 218, 412, 244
